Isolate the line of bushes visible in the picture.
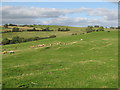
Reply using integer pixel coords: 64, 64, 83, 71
2, 27, 71, 33
58, 28, 70, 31
2, 35, 56, 45
2, 27, 22, 33
86, 26, 104, 33
27, 27, 54, 32
27, 27, 70, 32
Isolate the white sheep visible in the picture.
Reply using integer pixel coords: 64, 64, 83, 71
10, 51, 14, 54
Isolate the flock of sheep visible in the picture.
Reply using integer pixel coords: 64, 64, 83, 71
2, 50, 14, 54
30, 39, 83, 49
1, 38, 84, 55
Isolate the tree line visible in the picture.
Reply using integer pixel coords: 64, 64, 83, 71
27, 27, 70, 32
4, 24, 120, 29
2, 27, 71, 33
2, 35, 56, 45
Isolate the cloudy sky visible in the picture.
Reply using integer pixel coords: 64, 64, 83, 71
1, 2, 118, 27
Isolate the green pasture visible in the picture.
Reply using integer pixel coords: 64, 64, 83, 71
2, 31, 118, 88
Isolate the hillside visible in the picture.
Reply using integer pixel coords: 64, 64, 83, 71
1, 25, 117, 40
2, 30, 118, 88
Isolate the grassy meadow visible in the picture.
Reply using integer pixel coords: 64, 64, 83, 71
1, 25, 118, 88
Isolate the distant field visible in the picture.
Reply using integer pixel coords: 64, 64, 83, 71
2, 30, 118, 88
1, 25, 85, 40
1, 25, 86, 32
1, 25, 117, 40
2, 31, 81, 39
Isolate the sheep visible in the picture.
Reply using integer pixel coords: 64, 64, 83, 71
10, 51, 14, 54
56, 43, 59, 45
56, 42, 62, 45
37, 45, 42, 47
2, 49, 6, 51
80, 39, 83, 41
59, 42, 62, 45
2, 51, 7, 54
30, 46, 35, 48
37, 44, 45, 47
49, 44, 52, 46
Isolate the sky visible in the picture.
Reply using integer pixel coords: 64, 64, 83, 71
2, 0, 119, 2
1, 2, 118, 27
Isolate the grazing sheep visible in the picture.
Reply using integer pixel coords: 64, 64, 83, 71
57, 42, 62, 45
10, 51, 14, 54
2, 51, 7, 54
49, 44, 52, 46
2, 49, 6, 51
80, 39, 83, 40
30, 46, 35, 48
37, 44, 45, 47
37, 45, 42, 47
63, 43, 66, 45
56, 43, 59, 45
59, 42, 62, 45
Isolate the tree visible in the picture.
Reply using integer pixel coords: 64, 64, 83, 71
26, 37, 34, 41
2, 38, 10, 45
58, 28, 61, 31
98, 26, 104, 31
49, 35, 56, 38
12, 27, 20, 32
33, 28, 36, 31
4, 24, 8, 28
61, 28, 65, 31
88, 26, 93, 28
33, 37, 41, 40
94, 25, 99, 27
65, 28, 70, 31
116, 26, 120, 29
86, 26, 93, 33
10, 36, 23, 44
46, 27, 50, 31
29, 25, 34, 27
110, 27, 115, 29
9, 24, 17, 26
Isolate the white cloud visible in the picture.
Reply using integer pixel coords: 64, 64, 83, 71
39, 16, 117, 27
2, 6, 67, 19
86, 8, 118, 21
1, 6, 118, 27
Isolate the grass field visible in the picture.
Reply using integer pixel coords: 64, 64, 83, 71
1, 25, 85, 40
1, 25, 117, 40
2, 29, 118, 88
